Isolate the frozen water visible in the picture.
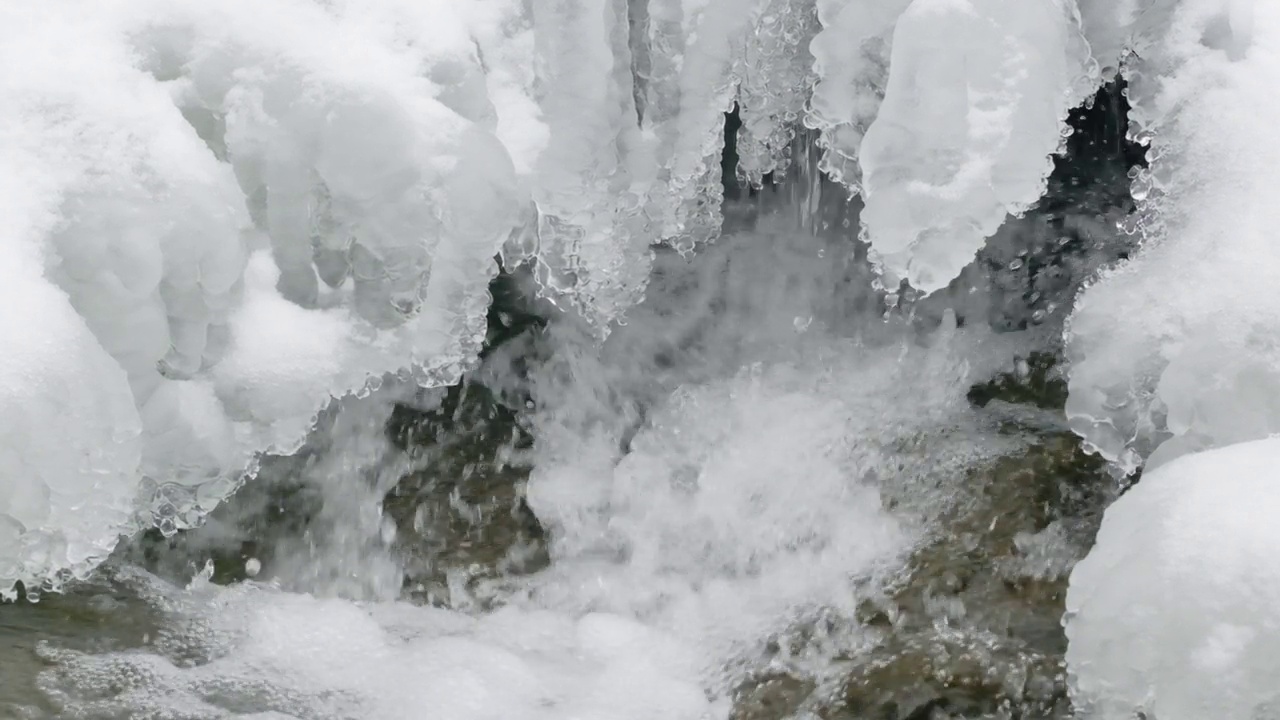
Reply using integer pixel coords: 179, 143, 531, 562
1065, 0, 1280, 474
735, 0, 823, 187
522, 0, 650, 324
0, 234, 143, 601
858, 0, 1096, 293
9, 13, 1273, 718
805, 0, 910, 191
5, 0, 1111, 592
1, 0, 524, 593
1065, 438, 1280, 719
11, 0, 1280, 716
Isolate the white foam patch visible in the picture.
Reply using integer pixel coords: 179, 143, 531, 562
40, 577, 715, 720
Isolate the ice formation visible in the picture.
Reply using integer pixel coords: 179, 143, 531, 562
1, 0, 525, 595
1, 0, 1108, 595
1065, 0, 1276, 474
1065, 438, 1280, 719
1062, 2, 1280, 712
858, 0, 1098, 292
805, 0, 909, 191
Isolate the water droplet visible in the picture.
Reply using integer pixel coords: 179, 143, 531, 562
244, 558, 262, 577
1119, 215, 1141, 236
1015, 357, 1031, 379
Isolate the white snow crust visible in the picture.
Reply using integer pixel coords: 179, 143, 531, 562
1066, 437, 1280, 719
1065, 0, 1279, 474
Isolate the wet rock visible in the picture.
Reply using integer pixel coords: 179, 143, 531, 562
731, 673, 816, 720
384, 380, 548, 607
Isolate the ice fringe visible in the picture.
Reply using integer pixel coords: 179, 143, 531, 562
0, 0, 1256, 598
1065, 0, 1278, 474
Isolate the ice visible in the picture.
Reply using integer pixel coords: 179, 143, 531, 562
1065, 438, 1280, 719
524, 0, 652, 325
805, 0, 911, 190
0, 251, 143, 600
640, 0, 766, 255
0, 0, 523, 593
858, 0, 1097, 293
1065, 0, 1280, 474
1075, 0, 1168, 78
5, 0, 1239, 610
734, 0, 823, 187
524, 0, 827, 320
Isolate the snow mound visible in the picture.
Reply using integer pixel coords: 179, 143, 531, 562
0, 0, 521, 595
1065, 0, 1279, 474
1065, 438, 1280, 719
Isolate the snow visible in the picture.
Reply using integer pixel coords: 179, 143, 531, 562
1065, 438, 1280, 719
1065, 0, 1280, 474
0, 0, 521, 594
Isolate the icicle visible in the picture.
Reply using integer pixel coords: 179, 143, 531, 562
805, 0, 911, 192
735, 0, 822, 187
858, 0, 1096, 293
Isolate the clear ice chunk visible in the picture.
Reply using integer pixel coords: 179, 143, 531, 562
0, 0, 523, 593
735, 0, 823, 187
805, 0, 911, 191
858, 0, 1095, 292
